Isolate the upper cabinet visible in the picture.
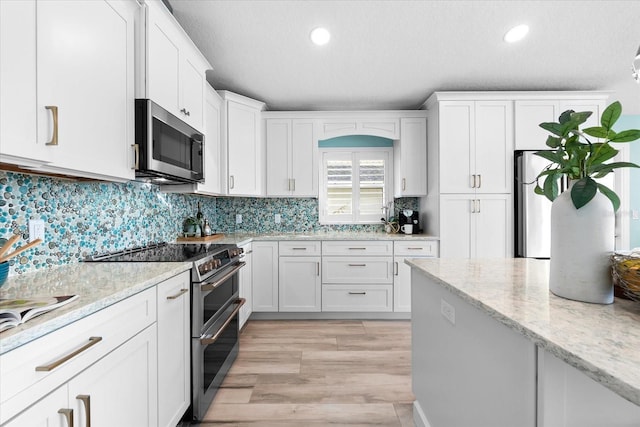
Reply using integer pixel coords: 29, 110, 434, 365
142, 0, 210, 132
0, 0, 138, 182
320, 117, 400, 140
438, 100, 513, 194
514, 96, 608, 151
264, 117, 318, 197
394, 116, 427, 197
220, 91, 266, 196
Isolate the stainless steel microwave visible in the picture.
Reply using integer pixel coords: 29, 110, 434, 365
134, 99, 204, 184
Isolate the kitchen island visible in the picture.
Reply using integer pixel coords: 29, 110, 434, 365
408, 258, 640, 427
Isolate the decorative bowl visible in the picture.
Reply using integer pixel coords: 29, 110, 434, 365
0, 262, 9, 287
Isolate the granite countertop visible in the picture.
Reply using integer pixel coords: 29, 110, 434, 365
0, 262, 192, 355
210, 231, 439, 246
406, 257, 640, 406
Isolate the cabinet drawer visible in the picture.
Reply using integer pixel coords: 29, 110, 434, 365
394, 240, 439, 257
322, 284, 393, 312
322, 241, 393, 256
0, 287, 157, 423
279, 241, 321, 256
322, 257, 393, 284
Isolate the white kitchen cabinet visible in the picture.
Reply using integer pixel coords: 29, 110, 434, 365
0, 0, 137, 182
439, 100, 513, 194
320, 117, 400, 140
251, 241, 279, 312
156, 271, 190, 427
265, 119, 318, 197
394, 117, 427, 197
144, 0, 209, 131
0, 287, 158, 426
278, 241, 321, 312
322, 284, 393, 312
2, 385, 68, 427
514, 97, 607, 151
219, 91, 266, 196
238, 242, 253, 328
439, 194, 512, 259
393, 240, 438, 312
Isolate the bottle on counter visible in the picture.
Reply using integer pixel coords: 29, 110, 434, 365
202, 219, 212, 237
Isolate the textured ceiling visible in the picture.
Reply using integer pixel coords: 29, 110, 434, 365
170, 0, 640, 113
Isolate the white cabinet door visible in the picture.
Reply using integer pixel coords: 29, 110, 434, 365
35, 0, 136, 182
440, 194, 512, 259
0, 0, 44, 167
394, 117, 427, 197
179, 55, 205, 131
67, 325, 158, 427
474, 195, 512, 258
2, 386, 67, 427
251, 242, 279, 312
514, 100, 559, 151
439, 101, 474, 193
201, 86, 223, 194
439, 195, 473, 259
239, 242, 253, 328
266, 119, 316, 197
156, 272, 190, 427
474, 101, 513, 194
226, 100, 263, 196
393, 256, 412, 312
279, 256, 321, 312
265, 119, 291, 196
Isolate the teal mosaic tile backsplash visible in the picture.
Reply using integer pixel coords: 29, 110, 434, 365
1, 171, 418, 276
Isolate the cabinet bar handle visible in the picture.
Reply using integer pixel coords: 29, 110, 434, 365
45, 105, 59, 146
477, 174, 481, 188
317, 262, 320, 276
402, 178, 406, 191
36, 337, 102, 372
348, 291, 366, 295
407, 247, 423, 250
167, 288, 189, 300
58, 408, 73, 427
132, 143, 139, 169
287, 178, 292, 191
76, 395, 91, 427
292, 247, 307, 250
476, 199, 481, 213
394, 261, 398, 276
470, 199, 476, 213
470, 174, 475, 188
348, 263, 366, 267
291, 178, 295, 191
348, 247, 366, 250
229, 175, 235, 189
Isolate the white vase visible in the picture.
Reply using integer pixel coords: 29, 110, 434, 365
549, 186, 615, 304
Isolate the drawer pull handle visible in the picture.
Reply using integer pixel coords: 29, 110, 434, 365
292, 247, 307, 250
77, 395, 91, 427
348, 263, 366, 267
59, 408, 74, 427
407, 247, 424, 250
36, 337, 102, 372
45, 105, 59, 146
348, 247, 366, 250
348, 291, 366, 295
167, 288, 189, 300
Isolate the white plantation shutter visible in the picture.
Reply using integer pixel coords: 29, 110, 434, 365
320, 149, 392, 224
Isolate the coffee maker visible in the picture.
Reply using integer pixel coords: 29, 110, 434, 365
398, 209, 419, 234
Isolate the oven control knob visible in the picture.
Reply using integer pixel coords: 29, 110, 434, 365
214, 259, 222, 268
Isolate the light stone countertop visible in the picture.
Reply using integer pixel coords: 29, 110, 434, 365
209, 231, 439, 246
0, 262, 192, 354
406, 257, 640, 406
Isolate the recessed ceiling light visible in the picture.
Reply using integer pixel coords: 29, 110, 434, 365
504, 24, 529, 43
310, 27, 331, 46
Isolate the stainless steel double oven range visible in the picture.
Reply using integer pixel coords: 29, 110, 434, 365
87, 242, 245, 422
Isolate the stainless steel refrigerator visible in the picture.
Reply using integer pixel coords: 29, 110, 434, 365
515, 150, 556, 258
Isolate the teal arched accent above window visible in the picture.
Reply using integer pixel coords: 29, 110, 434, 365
318, 135, 393, 148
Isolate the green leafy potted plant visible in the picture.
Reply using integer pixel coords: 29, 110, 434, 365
182, 216, 200, 237
534, 101, 640, 304
534, 101, 640, 211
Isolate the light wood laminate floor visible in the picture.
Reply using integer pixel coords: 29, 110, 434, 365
201, 320, 414, 426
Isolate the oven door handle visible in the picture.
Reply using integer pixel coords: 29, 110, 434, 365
200, 298, 246, 345
200, 262, 246, 292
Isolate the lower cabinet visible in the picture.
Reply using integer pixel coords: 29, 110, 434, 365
251, 241, 279, 312
322, 284, 393, 312
393, 240, 438, 312
4, 325, 158, 427
238, 242, 253, 328
279, 241, 322, 312
156, 271, 190, 427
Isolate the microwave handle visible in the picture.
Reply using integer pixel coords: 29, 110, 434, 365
131, 144, 139, 170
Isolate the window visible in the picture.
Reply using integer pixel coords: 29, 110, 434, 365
319, 148, 392, 224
